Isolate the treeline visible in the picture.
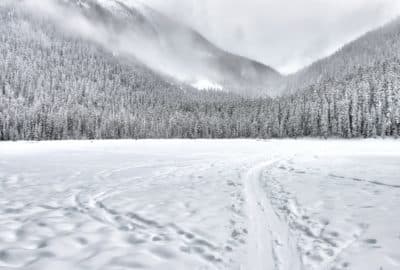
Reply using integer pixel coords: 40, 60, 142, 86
0, 7, 399, 140
275, 61, 400, 138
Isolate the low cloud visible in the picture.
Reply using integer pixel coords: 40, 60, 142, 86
12, 0, 400, 81
16, 0, 210, 84
144, 0, 400, 74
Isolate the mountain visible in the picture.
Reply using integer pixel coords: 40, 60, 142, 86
270, 17, 400, 137
279, 16, 400, 94
0, 0, 399, 140
0, 2, 279, 140
62, 0, 282, 96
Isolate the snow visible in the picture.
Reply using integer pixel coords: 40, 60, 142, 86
93, 0, 147, 17
94, 0, 134, 17
95, 0, 120, 10
75, 0, 90, 9
191, 79, 223, 91
0, 139, 399, 270
119, 0, 147, 13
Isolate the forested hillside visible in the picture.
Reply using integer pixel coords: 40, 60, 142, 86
276, 60, 400, 138
281, 17, 400, 94
0, 3, 399, 140
0, 6, 267, 140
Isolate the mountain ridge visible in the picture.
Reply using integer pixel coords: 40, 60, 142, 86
278, 16, 400, 95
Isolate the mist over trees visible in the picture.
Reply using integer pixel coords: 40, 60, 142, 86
281, 18, 400, 95
0, 4, 399, 140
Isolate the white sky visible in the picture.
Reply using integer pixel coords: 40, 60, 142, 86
143, 0, 400, 74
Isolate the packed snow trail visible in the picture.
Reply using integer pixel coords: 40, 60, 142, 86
243, 159, 301, 270
0, 140, 399, 270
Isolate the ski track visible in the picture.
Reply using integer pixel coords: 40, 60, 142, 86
0, 140, 399, 270
242, 159, 302, 270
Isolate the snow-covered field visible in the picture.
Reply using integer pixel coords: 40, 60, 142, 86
0, 140, 399, 270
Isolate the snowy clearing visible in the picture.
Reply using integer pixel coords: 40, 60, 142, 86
0, 140, 399, 270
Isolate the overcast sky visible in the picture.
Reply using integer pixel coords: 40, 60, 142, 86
144, 0, 400, 74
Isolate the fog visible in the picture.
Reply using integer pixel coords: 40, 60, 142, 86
143, 0, 400, 74
15, 0, 285, 93
18, 0, 206, 85
11, 0, 400, 92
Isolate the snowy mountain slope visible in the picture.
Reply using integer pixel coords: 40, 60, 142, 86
279, 16, 400, 94
62, 0, 282, 96
1, 3, 283, 141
